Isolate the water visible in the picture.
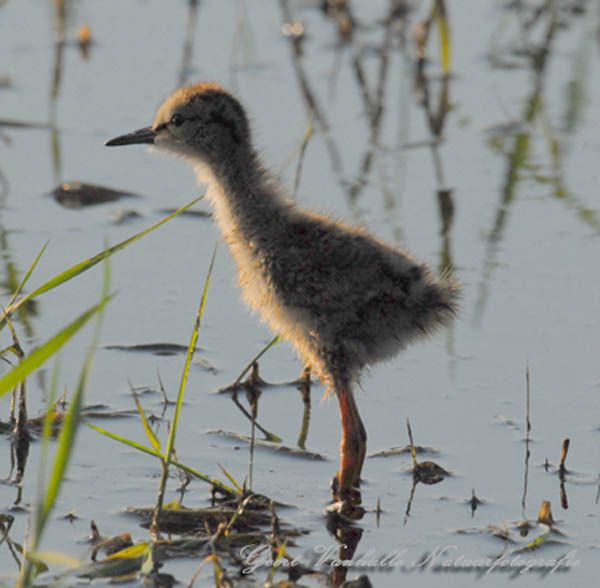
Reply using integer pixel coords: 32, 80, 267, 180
1, 0, 599, 585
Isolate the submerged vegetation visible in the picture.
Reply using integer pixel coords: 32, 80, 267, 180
0, 200, 214, 584
0, 200, 324, 585
0, 200, 340, 585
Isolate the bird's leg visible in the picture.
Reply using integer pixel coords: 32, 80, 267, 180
334, 385, 367, 504
350, 392, 367, 485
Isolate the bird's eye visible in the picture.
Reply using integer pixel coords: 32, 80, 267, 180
170, 113, 184, 127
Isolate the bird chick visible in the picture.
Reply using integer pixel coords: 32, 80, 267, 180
106, 82, 460, 507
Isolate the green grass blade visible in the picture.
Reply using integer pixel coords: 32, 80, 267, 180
151, 244, 217, 533
223, 494, 253, 533
132, 389, 161, 452
434, 0, 451, 73
21, 361, 61, 586
1, 197, 201, 326
162, 244, 217, 479
168, 459, 236, 497
36, 370, 91, 528
37, 260, 111, 537
217, 463, 242, 493
267, 541, 288, 584
28, 198, 200, 299
86, 423, 164, 458
20, 260, 111, 586
74, 543, 151, 579
197, 244, 217, 322
34, 360, 60, 531
0, 295, 113, 400
231, 334, 282, 388
4, 242, 49, 313
86, 423, 237, 496
0, 242, 48, 337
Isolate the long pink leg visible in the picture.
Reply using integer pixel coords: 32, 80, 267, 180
336, 385, 367, 501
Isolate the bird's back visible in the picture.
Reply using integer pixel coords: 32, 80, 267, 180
235, 200, 459, 381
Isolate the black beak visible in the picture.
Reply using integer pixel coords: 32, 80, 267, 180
105, 126, 156, 147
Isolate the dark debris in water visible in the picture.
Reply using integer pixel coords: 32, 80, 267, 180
467, 488, 484, 516
456, 500, 567, 551
0, 405, 137, 441
62, 509, 79, 523
206, 428, 327, 461
109, 208, 143, 224
104, 343, 201, 356
455, 524, 517, 544
49, 181, 139, 208
488, 525, 518, 543
157, 206, 211, 218
495, 414, 521, 432
369, 444, 439, 458
90, 530, 134, 559
0, 411, 66, 439
126, 505, 272, 535
343, 575, 374, 588
0, 117, 54, 130
219, 360, 310, 394
412, 460, 449, 485
83, 408, 139, 419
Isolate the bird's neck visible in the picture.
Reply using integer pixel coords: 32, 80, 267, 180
190, 150, 289, 248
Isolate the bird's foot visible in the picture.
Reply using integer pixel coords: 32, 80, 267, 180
326, 500, 365, 521
331, 473, 362, 504
327, 478, 365, 521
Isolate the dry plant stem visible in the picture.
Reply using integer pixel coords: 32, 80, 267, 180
279, 0, 343, 173
231, 388, 278, 442
150, 460, 170, 539
4, 316, 24, 425
292, 110, 314, 199
406, 418, 418, 469
5, 317, 29, 483
11, 382, 31, 484
559, 438, 570, 480
230, 336, 280, 388
176, 0, 198, 88
296, 378, 311, 449
525, 363, 531, 438
156, 368, 171, 412
249, 403, 256, 490
522, 365, 532, 518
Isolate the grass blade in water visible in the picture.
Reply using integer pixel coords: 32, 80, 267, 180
1, 197, 202, 328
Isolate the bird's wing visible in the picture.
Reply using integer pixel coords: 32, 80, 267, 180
266, 213, 407, 315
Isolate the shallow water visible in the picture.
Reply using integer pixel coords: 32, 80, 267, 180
1, 0, 599, 586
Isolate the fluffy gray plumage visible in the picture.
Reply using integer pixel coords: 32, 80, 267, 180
107, 82, 460, 391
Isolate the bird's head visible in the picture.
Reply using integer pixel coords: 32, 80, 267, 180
106, 82, 251, 163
